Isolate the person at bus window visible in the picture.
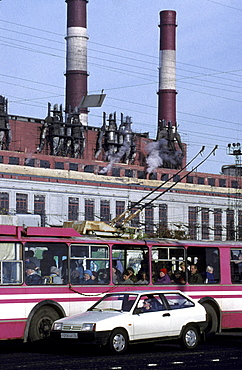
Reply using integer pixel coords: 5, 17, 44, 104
205, 265, 215, 284
83, 269, 94, 284
40, 250, 57, 276
188, 264, 203, 284
154, 268, 171, 285
127, 267, 137, 283
136, 271, 149, 284
25, 262, 41, 285
25, 250, 40, 270
171, 270, 185, 285
50, 266, 63, 284
179, 262, 187, 282
233, 252, 242, 277
122, 269, 134, 284
91, 271, 98, 283
112, 266, 122, 284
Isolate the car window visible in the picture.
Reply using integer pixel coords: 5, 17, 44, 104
90, 293, 137, 312
136, 294, 164, 313
163, 293, 194, 309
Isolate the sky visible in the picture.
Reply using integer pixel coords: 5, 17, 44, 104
0, 0, 241, 174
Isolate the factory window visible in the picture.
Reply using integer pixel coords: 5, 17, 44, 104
208, 178, 215, 186
55, 162, 64, 170
188, 206, 198, 240
0, 156, 3, 163
201, 208, 209, 240
149, 173, 157, 180
130, 202, 140, 228
186, 176, 193, 184
198, 177, 205, 185
69, 163, 78, 171
125, 169, 133, 178
0, 192, 9, 214
40, 160, 50, 168
173, 174, 180, 182
100, 200, 110, 222
231, 180, 238, 189
34, 195, 45, 226
238, 210, 242, 241
85, 199, 94, 221
159, 204, 168, 229
214, 209, 222, 241
115, 201, 125, 225
9, 157, 19, 165
84, 165, 94, 173
16, 193, 28, 214
68, 197, 79, 221
226, 209, 235, 241
145, 206, 154, 235
25, 158, 35, 167
161, 173, 169, 181
137, 171, 145, 179
112, 168, 120, 177
219, 179, 226, 187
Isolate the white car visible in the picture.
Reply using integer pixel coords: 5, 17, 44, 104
51, 290, 207, 354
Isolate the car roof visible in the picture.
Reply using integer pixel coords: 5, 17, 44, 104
106, 290, 184, 295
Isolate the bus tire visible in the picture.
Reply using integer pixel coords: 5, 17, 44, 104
109, 329, 129, 355
28, 306, 60, 342
180, 325, 199, 350
203, 303, 218, 334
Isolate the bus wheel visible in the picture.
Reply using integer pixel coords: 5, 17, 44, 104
28, 306, 60, 342
109, 329, 128, 355
203, 303, 218, 334
180, 325, 199, 350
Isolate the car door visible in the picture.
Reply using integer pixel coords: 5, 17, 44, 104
132, 295, 171, 340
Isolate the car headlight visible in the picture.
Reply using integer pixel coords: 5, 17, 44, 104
53, 322, 63, 331
82, 323, 96, 331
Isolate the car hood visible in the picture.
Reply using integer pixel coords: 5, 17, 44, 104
56, 310, 130, 325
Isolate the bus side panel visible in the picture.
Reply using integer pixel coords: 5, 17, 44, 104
0, 319, 26, 340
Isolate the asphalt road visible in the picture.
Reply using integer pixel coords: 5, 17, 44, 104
1, 332, 242, 370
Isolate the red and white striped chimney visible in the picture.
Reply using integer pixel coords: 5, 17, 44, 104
157, 10, 177, 131
65, 0, 88, 124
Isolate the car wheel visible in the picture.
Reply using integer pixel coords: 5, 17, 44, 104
109, 329, 128, 355
180, 325, 199, 350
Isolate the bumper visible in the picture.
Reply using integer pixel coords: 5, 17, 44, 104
51, 330, 111, 346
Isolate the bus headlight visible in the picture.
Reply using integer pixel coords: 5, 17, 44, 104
82, 323, 96, 331
53, 322, 63, 331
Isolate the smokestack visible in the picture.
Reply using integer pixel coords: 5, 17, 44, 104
65, 0, 88, 125
157, 10, 177, 132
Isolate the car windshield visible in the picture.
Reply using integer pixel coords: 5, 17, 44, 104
89, 293, 138, 312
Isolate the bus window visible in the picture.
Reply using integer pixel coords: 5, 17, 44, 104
0, 243, 23, 285
112, 245, 149, 284
24, 242, 68, 285
151, 246, 185, 284
231, 249, 242, 283
70, 244, 109, 285
187, 246, 220, 284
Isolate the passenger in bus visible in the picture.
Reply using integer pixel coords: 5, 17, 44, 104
122, 269, 134, 284
83, 269, 94, 284
98, 269, 109, 284
171, 270, 185, 285
154, 268, 171, 285
50, 266, 63, 284
91, 271, 98, 283
127, 267, 137, 283
40, 250, 57, 276
136, 271, 149, 284
179, 262, 187, 281
112, 266, 122, 284
205, 265, 215, 284
25, 250, 40, 270
233, 252, 242, 279
25, 262, 41, 285
188, 264, 203, 284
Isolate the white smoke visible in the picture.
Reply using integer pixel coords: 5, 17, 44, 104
99, 142, 130, 175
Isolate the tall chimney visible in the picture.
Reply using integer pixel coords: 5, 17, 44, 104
157, 10, 177, 132
65, 0, 88, 125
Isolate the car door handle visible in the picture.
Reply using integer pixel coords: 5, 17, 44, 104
162, 313, 170, 317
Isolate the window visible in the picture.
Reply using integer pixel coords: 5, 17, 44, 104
226, 209, 235, 240
100, 200, 110, 222
159, 204, 168, 229
152, 246, 185, 285
163, 293, 194, 309
231, 180, 238, 189
9, 157, 19, 165
69, 163, 78, 171
238, 210, 242, 241
84, 165, 94, 173
125, 169, 133, 178
68, 197, 79, 221
198, 177, 204, 185
188, 206, 198, 240
214, 209, 222, 240
0, 243, 23, 285
137, 171, 145, 179
115, 201, 125, 225
55, 162, 64, 170
0, 192, 9, 214
16, 193, 28, 214
112, 244, 149, 285
201, 208, 209, 240
186, 176, 193, 184
34, 195, 45, 226
85, 199, 94, 221
173, 175, 180, 182
112, 168, 120, 177
187, 246, 220, 284
208, 178, 215, 186
40, 160, 50, 168
231, 249, 242, 283
161, 173, 169, 181
70, 244, 109, 284
25, 158, 35, 167
130, 202, 140, 228
145, 206, 154, 235
219, 179, 226, 187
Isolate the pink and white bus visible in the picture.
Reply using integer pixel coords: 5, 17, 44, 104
1, 225, 242, 342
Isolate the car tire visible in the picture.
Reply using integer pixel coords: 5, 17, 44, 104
28, 306, 60, 342
180, 325, 199, 350
109, 329, 128, 355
